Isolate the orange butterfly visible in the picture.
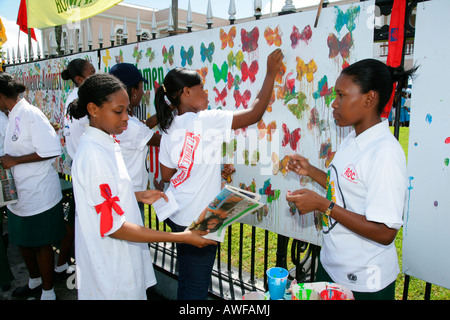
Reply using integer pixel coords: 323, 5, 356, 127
271, 152, 290, 176
196, 67, 208, 84
220, 26, 236, 49
264, 26, 283, 47
257, 119, 277, 141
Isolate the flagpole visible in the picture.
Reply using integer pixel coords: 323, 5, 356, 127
28, 28, 32, 61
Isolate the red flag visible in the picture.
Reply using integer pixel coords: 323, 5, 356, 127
381, 0, 406, 118
17, 0, 37, 41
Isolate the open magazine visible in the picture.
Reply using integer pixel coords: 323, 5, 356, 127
186, 185, 266, 242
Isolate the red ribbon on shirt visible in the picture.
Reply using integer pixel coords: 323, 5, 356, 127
94, 184, 124, 237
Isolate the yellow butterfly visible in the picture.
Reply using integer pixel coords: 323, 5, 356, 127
296, 57, 317, 83
102, 49, 111, 68
227, 50, 244, 70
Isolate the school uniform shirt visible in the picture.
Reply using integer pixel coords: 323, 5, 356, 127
63, 88, 89, 159
72, 126, 156, 300
321, 120, 406, 293
4, 98, 62, 217
115, 115, 154, 192
159, 109, 234, 227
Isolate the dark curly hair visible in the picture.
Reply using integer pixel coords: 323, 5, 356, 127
67, 73, 126, 120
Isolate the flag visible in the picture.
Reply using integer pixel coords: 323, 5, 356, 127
0, 18, 7, 46
381, 0, 406, 118
26, 0, 123, 29
17, 0, 37, 41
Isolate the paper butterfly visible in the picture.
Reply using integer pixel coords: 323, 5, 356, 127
133, 45, 143, 63
335, 6, 360, 33
243, 149, 260, 166
222, 139, 237, 158
227, 72, 241, 90
313, 75, 336, 107
257, 119, 277, 141
102, 49, 111, 67
296, 58, 317, 83
146, 48, 156, 63
259, 179, 281, 203
220, 26, 236, 49
162, 45, 175, 65
290, 25, 312, 49
282, 123, 301, 151
213, 87, 227, 106
271, 152, 290, 176
227, 50, 244, 70
200, 42, 215, 63
241, 60, 259, 83
327, 32, 353, 59
180, 46, 194, 67
241, 27, 259, 53
264, 26, 282, 47
213, 61, 228, 84
233, 89, 251, 109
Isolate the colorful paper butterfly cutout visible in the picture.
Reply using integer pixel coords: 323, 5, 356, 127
213, 61, 228, 83
180, 46, 194, 67
296, 58, 317, 83
200, 42, 215, 63
241, 27, 259, 53
241, 60, 259, 83
271, 152, 290, 176
313, 75, 336, 107
213, 87, 228, 106
233, 89, 251, 109
227, 50, 244, 70
102, 49, 111, 67
335, 6, 360, 33
243, 149, 260, 166
162, 45, 174, 65
327, 32, 353, 59
290, 25, 312, 48
282, 123, 301, 151
146, 48, 155, 63
264, 25, 283, 47
222, 139, 237, 158
220, 26, 236, 49
227, 72, 241, 90
257, 119, 277, 141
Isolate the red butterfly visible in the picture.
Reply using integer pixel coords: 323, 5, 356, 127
214, 87, 228, 106
227, 72, 241, 90
233, 89, 251, 109
282, 123, 301, 151
241, 60, 259, 83
241, 27, 259, 53
327, 32, 353, 59
290, 25, 312, 48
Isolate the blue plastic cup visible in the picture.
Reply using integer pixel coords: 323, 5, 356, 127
266, 267, 289, 300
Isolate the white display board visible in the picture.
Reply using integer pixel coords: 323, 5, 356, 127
99, 2, 374, 244
402, 0, 450, 289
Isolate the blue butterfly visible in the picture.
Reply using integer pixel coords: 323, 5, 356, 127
335, 6, 360, 33
200, 42, 215, 63
180, 46, 194, 67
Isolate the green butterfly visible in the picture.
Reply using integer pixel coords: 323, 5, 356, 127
162, 45, 174, 65
222, 139, 237, 158
227, 50, 244, 70
146, 48, 155, 63
243, 149, 260, 166
213, 61, 228, 83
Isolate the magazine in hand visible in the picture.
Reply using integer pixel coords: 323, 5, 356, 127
187, 185, 266, 242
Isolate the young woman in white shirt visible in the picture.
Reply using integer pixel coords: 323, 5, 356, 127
155, 49, 283, 300
0, 73, 64, 300
67, 73, 216, 299
286, 59, 417, 300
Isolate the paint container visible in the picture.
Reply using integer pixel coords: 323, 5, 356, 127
266, 267, 289, 300
292, 288, 322, 300
319, 288, 347, 300
0, 165, 18, 206
243, 291, 266, 300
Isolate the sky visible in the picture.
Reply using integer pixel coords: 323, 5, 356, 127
0, 0, 338, 60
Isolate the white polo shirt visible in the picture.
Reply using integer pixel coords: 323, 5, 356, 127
321, 120, 406, 292
115, 115, 154, 192
63, 88, 89, 159
159, 109, 234, 227
72, 126, 156, 300
4, 98, 62, 217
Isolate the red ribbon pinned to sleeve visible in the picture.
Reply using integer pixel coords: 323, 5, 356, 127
94, 184, 124, 237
